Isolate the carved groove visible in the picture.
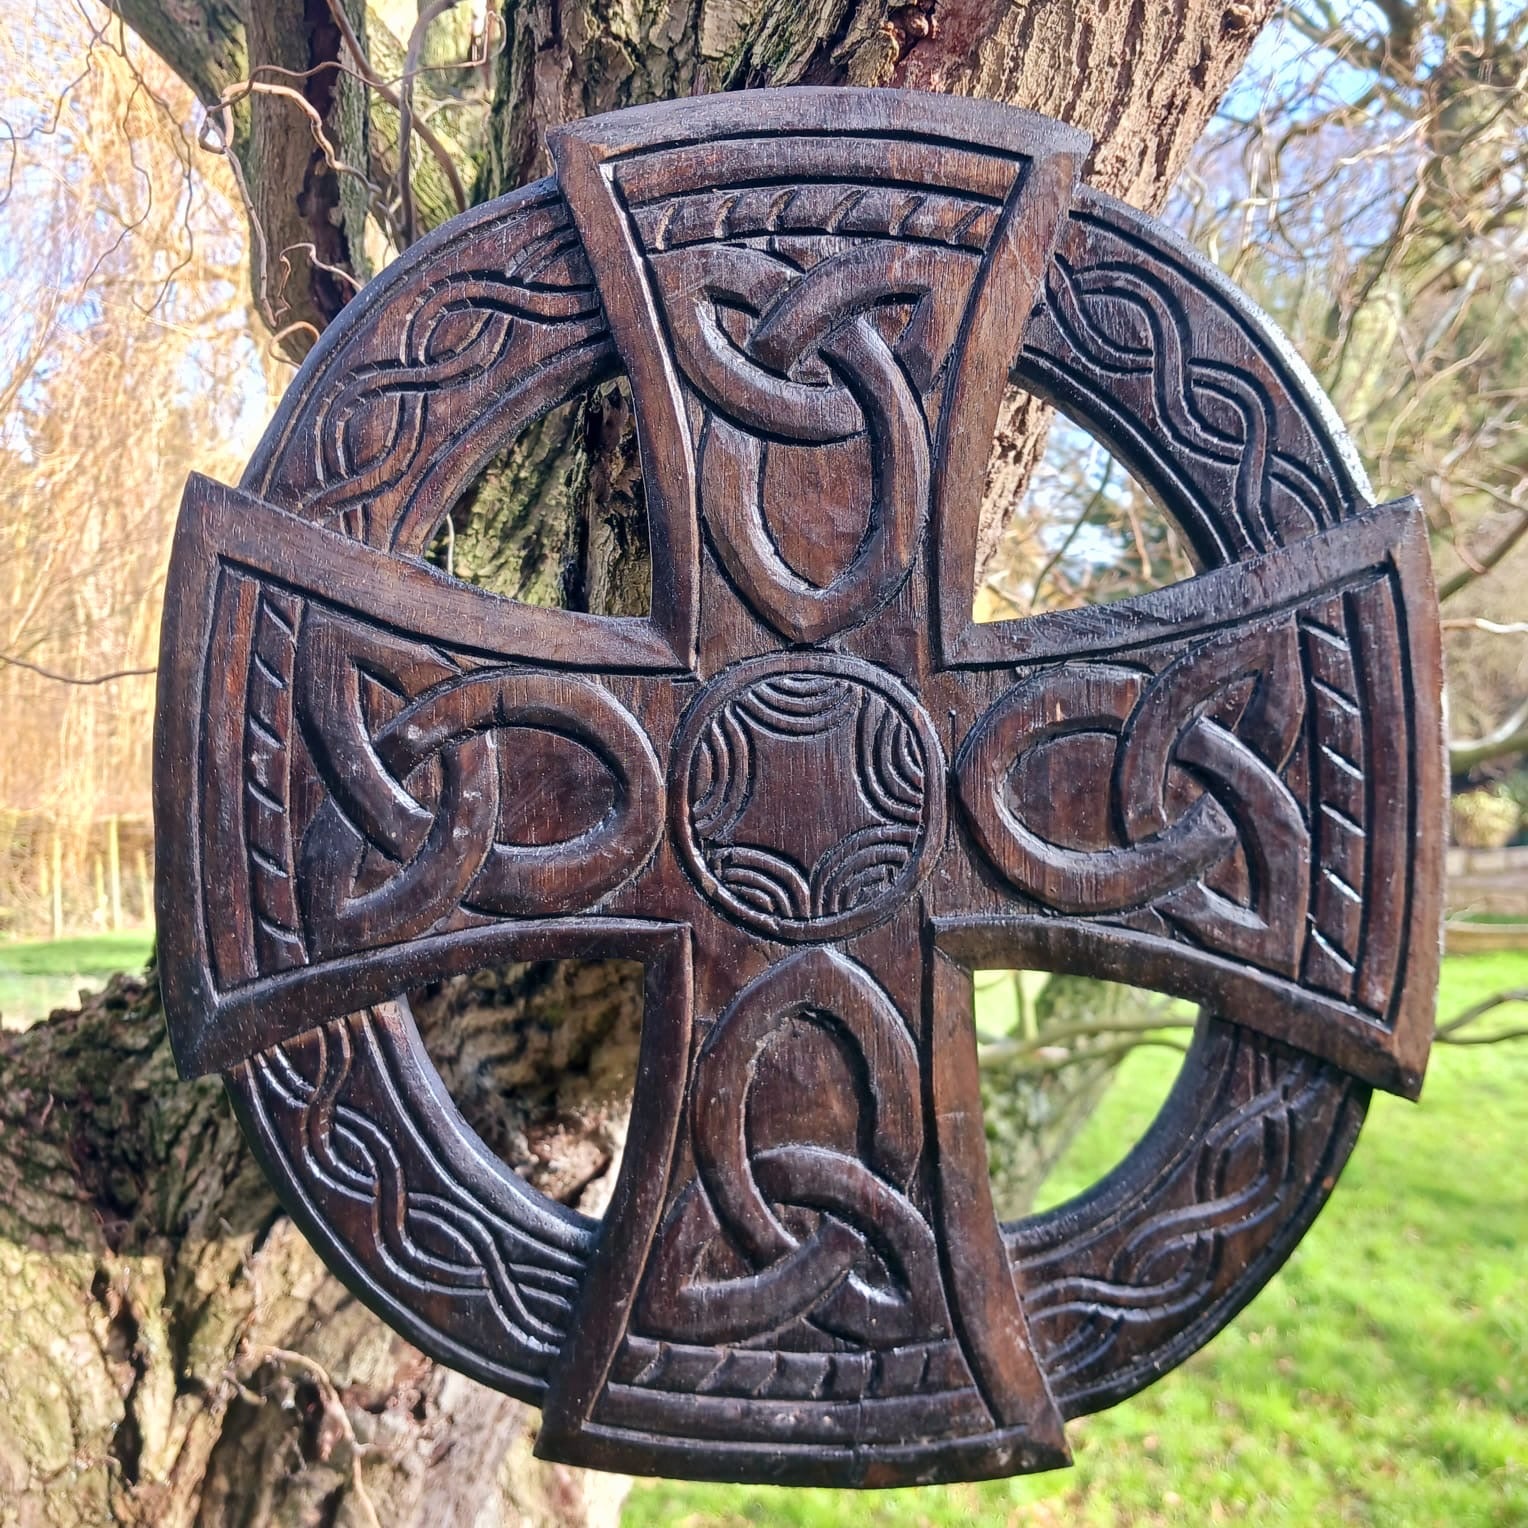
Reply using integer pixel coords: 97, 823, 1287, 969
231, 1003, 595, 1398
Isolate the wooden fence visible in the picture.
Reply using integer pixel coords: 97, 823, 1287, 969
1445, 844, 1528, 953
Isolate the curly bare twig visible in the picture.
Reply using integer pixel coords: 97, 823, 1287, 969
277, 241, 365, 295
1436, 987, 1528, 1044
1440, 618, 1528, 635
321, 0, 469, 221
397, 0, 465, 248
1438, 508, 1528, 601
1450, 696, 1528, 774
235, 1347, 382, 1528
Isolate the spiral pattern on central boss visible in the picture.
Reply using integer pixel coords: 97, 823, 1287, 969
672, 653, 944, 941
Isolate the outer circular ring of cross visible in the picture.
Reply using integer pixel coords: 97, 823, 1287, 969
154, 89, 1445, 1488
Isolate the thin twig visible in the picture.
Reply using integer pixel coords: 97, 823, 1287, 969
1441, 1027, 1528, 1046
320, 0, 469, 216
238, 1347, 382, 1528
1450, 696, 1528, 773
198, 106, 277, 328
1028, 457, 1117, 613
0, 654, 156, 686
979, 1012, 1191, 1063
1440, 618, 1528, 635
277, 241, 366, 295
266, 319, 322, 361
1436, 986, 1528, 1039
398, 0, 465, 247
1439, 508, 1528, 600
985, 1037, 1193, 1078
217, 79, 380, 198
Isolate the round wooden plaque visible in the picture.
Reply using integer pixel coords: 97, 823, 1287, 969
154, 88, 1444, 1487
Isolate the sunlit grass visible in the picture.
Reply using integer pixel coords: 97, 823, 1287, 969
0, 932, 153, 1028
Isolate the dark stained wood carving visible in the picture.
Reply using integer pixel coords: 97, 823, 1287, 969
153, 88, 1446, 1487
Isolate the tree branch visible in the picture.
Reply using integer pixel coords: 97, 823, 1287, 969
1438, 506, 1528, 600
0, 654, 156, 686
1436, 986, 1528, 1043
1440, 618, 1528, 635
1450, 695, 1528, 773
104, 0, 247, 107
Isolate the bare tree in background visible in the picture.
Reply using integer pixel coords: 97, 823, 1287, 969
971, 2, 1528, 1148
1204, 1, 1528, 776
0, 16, 266, 934
0, 1, 1396, 1522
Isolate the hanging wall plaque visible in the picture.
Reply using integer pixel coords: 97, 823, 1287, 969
154, 88, 1445, 1487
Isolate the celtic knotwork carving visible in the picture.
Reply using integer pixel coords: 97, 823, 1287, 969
293, 611, 663, 959
233, 1001, 596, 1396
1038, 254, 1334, 554
552, 98, 1082, 655
947, 501, 1430, 1094
255, 194, 610, 550
155, 89, 1445, 1488
1014, 197, 1362, 569
1012, 1022, 1366, 1416
956, 617, 1310, 975
657, 243, 942, 642
635, 948, 950, 1347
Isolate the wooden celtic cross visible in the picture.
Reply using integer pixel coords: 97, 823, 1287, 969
155, 89, 1444, 1487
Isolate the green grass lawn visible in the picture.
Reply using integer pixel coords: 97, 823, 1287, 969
0, 932, 153, 1029
624, 952, 1528, 1527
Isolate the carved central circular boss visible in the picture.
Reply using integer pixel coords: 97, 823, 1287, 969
672, 653, 944, 940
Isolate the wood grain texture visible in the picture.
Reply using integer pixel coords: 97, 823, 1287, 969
153, 88, 1445, 1487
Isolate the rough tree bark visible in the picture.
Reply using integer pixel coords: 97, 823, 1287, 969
9, 3, 1277, 1522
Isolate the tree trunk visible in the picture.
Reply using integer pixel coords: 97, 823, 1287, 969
982, 976, 1163, 1220
24, 3, 1277, 1521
